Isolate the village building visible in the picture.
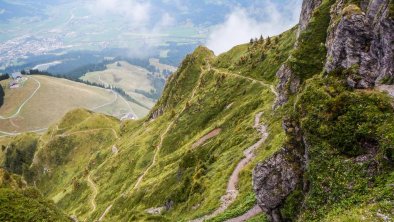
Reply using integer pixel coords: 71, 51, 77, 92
120, 113, 136, 121
9, 80, 20, 89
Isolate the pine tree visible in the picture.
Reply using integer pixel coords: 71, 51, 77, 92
259, 35, 264, 42
266, 36, 271, 45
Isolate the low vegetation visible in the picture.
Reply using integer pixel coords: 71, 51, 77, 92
1, 1, 393, 221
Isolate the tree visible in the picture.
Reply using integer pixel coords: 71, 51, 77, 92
0, 73, 9, 81
250, 38, 254, 44
259, 35, 264, 42
266, 36, 271, 45
274, 37, 279, 44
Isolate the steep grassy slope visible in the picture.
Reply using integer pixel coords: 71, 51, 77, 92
0, 168, 71, 221
0, 28, 298, 222
2, 0, 393, 220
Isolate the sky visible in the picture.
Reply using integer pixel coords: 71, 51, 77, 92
89, 0, 303, 54
0, 0, 303, 59
206, 0, 303, 54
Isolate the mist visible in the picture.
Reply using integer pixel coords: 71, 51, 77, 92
206, 0, 302, 55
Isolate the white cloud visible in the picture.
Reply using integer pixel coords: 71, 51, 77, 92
92, 0, 151, 25
0, 9, 5, 15
206, 0, 302, 55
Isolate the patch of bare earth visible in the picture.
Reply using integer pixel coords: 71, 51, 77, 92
192, 128, 222, 149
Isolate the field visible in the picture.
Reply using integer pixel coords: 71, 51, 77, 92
0, 75, 146, 135
81, 61, 173, 109
149, 58, 178, 73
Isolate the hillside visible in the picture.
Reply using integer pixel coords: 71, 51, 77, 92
0, 0, 393, 221
80, 60, 169, 112
0, 75, 146, 136
0, 168, 71, 221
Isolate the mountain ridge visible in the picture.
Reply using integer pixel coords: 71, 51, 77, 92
0, 0, 393, 221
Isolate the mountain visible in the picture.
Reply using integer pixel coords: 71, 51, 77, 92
0, 0, 393, 221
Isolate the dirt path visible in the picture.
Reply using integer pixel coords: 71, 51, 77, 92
377, 85, 394, 98
130, 65, 208, 193
91, 91, 118, 111
210, 67, 278, 97
191, 113, 268, 222
58, 128, 119, 139
98, 74, 138, 118
87, 173, 98, 214
0, 76, 41, 120
225, 205, 262, 222
192, 128, 222, 149
97, 65, 210, 221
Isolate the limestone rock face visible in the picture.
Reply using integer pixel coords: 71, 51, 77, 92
148, 106, 165, 120
252, 148, 304, 222
298, 0, 323, 36
274, 65, 299, 108
275, 0, 323, 108
325, 0, 394, 88
252, 120, 305, 222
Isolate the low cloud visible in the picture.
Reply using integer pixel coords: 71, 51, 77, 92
206, 0, 302, 55
91, 0, 151, 25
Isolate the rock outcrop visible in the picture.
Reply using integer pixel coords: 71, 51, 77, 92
253, 120, 306, 222
298, 0, 324, 36
253, 148, 304, 222
275, 0, 323, 108
256, 1, 393, 220
274, 65, 300, 108
148, 106, 166, 120
325, 0, 394, 88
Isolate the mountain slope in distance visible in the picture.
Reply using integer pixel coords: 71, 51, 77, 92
0, 75, 145, 136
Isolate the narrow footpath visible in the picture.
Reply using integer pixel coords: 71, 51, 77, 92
191, 112, 268, 222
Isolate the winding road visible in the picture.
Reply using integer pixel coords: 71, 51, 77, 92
0, 76, 41, 120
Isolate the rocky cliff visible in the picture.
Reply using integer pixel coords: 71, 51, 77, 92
325, 0, 394, 88
254, 0, 394, 221
275, 0, 394, 107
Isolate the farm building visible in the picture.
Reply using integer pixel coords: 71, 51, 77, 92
120, 113, 136, 121
9, 80, 20, 89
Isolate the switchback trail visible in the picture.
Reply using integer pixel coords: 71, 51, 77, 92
191, 112, 268, 222
130, 65, 206, 192
210, 67, 278, 97
97, 65, 209, 222
57, 128, 119, 139
87, 173, 98, 214
0, 76, 41, 120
